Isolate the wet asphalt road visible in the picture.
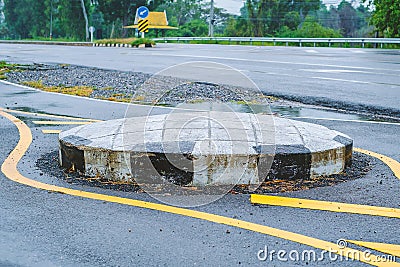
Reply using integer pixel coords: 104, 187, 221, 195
0, 43, 399, 113
0, 44, 399, 267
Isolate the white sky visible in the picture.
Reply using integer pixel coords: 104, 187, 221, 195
214, 0, 244, 15
213, 0, 358, 15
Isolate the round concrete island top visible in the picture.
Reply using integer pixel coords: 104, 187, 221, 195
59, 111, 352, 186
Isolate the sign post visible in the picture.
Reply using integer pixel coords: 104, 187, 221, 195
89, 26, 95, 43
137, 6, 149, 38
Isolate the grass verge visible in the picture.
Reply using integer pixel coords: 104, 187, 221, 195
95, 38, 155, 47
22, 80, 94, 97
0, 61, 23, 80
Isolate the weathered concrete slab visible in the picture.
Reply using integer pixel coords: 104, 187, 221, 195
59, 112, 352, 186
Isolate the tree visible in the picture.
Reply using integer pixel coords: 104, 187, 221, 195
3, 0, 49, 38
354, 5, 373, 37
279, 16, 342, 37
224, 16, 251, 36
200, 4, 230, 35
338, 0, 358, 37
225, 0, 322, 37
369, 0, 400, 37
173, 19, 208, 36
57, 0, 90, 40
98, 0, 148, 37
156, 0, 202, 26
80, 0, 89, 40
317, 5, 340, 31
284, 11, 301, 30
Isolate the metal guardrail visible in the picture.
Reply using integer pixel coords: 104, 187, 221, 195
2, 38, 399, 48
154, 37, 400, 48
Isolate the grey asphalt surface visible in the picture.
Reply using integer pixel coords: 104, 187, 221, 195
0, 44, 399, 266
0, 43, 399, 114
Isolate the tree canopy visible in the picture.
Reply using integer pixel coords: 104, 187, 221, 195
369, 0, 400, 37
0, 0, 389, 40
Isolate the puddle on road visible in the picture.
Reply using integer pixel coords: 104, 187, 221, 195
1, 91, 38, 98
5, 101, 397, 126
162, 101, 381, 122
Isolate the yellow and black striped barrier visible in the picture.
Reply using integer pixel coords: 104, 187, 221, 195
138, 19, 149, 33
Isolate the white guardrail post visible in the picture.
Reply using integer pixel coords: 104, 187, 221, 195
153, 37, 400, 47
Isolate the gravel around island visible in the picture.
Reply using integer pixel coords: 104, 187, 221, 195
36, 151, 373, 195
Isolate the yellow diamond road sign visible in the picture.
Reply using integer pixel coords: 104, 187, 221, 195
138, 19, 149, 33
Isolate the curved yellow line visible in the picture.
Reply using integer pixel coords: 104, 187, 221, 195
252, 147, 400, 219
0, 109, 397, 267
354, 147, 400, 180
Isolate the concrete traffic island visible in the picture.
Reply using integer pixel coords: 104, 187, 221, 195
59, 111, 353, 187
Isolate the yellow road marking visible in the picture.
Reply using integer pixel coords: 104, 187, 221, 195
0, 109, 396, 266
250, 195, 400, 219
32, 121, 92, 125
347, 240, 400, 258
354, 147, 400, 180
42, 129, 62, 134
5, 108, 101, 122
251, 148, 400, 218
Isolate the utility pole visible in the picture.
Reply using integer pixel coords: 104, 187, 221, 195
208, 0, 214, 37
50, 0, 53, 40
80, 0, 89, 41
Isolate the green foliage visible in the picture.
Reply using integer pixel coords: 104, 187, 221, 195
0, 61, 22, 80
284, 11, 301, 30
173, 19, 208, 37
337, 0, 359, 37
317, 5, 340, 31
58, 0, 89, 40
370, 0, 400, 37
223, 0, 373, 38
94, 37, 156, 47
97, 0, 167, 38
278, 19, 342, 38
131, 38, 155, 47
3, 0, 90, 40
222, 0, 323, 37
96, 38, 137, 44
316, 2, 372, 38
1, 0, 376, 40
156, 0, 202, 26
4, 0, 32, 38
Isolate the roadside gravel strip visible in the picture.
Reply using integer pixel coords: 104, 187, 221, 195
6, 64, 149, 101
5, 63, 271, 105
4, 63, 400, 120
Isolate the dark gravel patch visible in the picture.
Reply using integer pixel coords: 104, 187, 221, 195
157, 81, 265, 105
36, 151, 372, 195
6, 64, 269, 105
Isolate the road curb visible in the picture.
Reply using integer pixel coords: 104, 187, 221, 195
93, 43, 155, 48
